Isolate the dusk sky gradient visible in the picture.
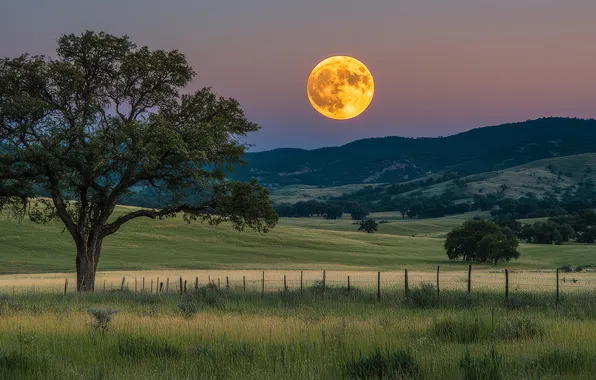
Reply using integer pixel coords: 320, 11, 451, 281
2, 0, 596, 151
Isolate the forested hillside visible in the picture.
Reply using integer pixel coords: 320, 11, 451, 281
236, 118, 596, 186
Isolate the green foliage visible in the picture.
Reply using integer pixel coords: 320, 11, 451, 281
531, 348, 591, 375
444, 219, 520, 263
116, 335, 181, 359
88, 308, 118, 337
460, 350, 504, 380
236, 118, 596, 187
406, 283, 438, 308
0, 31, 277, 291
177, 286, 225, 317
428, 317, 488, 344
351, 207, 370, 221
495, 317, 544, 340
358, 219, 378, 233
346, 348, 422, 379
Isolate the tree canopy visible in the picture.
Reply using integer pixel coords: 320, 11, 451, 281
444, 220, 520, 264
0, 31, 278, 291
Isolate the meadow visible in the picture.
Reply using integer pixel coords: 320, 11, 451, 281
2, 286, 596, 379
2, 209, 596, 379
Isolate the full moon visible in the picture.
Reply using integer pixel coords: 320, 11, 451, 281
307, 56, 374, 120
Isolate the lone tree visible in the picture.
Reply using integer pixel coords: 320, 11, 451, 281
358, 219, 378, 233
0, 31, 278, 291
444, 219, 520, 264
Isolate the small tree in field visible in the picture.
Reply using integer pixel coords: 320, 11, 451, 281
358, 219, 378, 233
0, 31, 278, 291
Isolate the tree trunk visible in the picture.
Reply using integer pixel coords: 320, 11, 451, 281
76, 240, 102, 292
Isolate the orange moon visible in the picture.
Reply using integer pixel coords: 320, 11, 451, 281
306, 56, 374, 120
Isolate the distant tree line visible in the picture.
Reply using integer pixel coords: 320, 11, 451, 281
495, 209, 596, 245
276, 177, 595, 222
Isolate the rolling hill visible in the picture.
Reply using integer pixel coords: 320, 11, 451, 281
236, 118, 596, 187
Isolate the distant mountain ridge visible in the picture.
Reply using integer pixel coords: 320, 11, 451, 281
235, 118, 596, 187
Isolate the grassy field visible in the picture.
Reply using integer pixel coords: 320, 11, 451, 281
1, 286, 596, 379
2, 207, 596, 379
268, 183, 383, 204
1, 210, 595, 275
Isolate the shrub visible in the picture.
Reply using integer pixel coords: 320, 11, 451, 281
559, 265, 573, 273
346, 348, 422, 379
117, 335, 181, 359
460, 350, 504, 380
574, 264, 593, 272
495, 317, 544, 340
406, 283, 437, 308
88, 308, 118, 337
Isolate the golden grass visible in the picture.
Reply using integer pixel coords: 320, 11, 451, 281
2, 268, 594, 294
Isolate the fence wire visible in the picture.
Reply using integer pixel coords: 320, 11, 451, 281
1, 267, 595, 296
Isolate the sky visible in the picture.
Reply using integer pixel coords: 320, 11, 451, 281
2, 0, 596, 151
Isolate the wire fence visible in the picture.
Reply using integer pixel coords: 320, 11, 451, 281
1, 267, 595, 298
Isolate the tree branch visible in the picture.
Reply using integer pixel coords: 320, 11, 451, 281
101, 201, 214, 237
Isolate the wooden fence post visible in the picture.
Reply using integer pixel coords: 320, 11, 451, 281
405, 269, 409, 296
377, 272, 381, 301
467, 265, 472, 294
436, 266, 440, 297
142, 277, 145, 292
150, 279, 153, 293
179, 277, 183, 294
556, 269, 560, 302
262, 271, 265, 297
284, 275, 287, 291
135, 277, 137, 292
226, 276, 230, 289
300, 271, 303, 294
195, 277, 199, 290
64, 279, 68, 295
156, 277, 159, 292
347, 276, 350, 292
243, 276, 246, 292
184, 280, 187, 293
160, 282, 163, 292
323, 270, 326, 292
166, 278, 169, 293
121, 277, 126, 290
505, 269, 509, 299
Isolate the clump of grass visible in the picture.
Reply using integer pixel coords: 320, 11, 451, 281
346, 348, 422, 379
405, 283, 437, 308
134, 293, 162, 305
428, 317, 488, 344
177, 286, 226, 317
460, 350, 504, 380
495, 317, 544, 340
116, 335, 181, 359
530, 348, 590, 375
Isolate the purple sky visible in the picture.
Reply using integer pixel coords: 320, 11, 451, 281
2, 0, 596, 151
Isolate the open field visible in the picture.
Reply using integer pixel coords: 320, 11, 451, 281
2, 207, 596, 378
2, 287, 596, 379
1, 210, 595, 275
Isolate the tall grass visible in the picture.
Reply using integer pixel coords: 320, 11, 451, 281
0, 285, 595, 379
